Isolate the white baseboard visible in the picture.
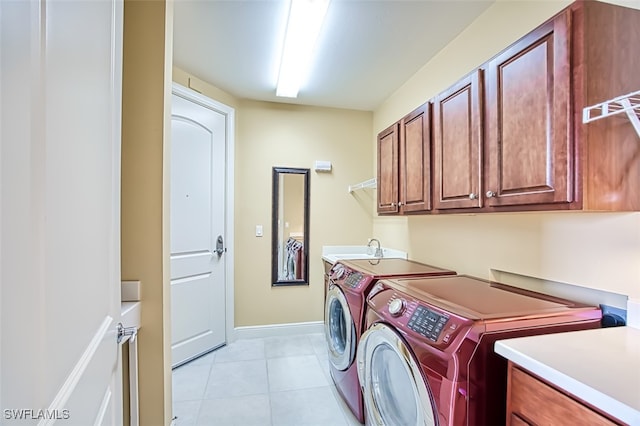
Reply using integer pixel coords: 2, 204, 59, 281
234, 321, 324, 341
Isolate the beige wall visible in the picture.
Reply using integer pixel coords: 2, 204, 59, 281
121, 1, 173, 424
173, 69, 374, 326
373, 0, 640, 304
173, 68, 239, 110
171, 1, 640, 328
236, 100, 374, 326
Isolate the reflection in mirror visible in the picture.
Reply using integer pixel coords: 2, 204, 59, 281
272, 167, 310, 286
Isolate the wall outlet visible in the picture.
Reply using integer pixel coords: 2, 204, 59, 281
599, 304, 627, 327
256, 225, 263, 237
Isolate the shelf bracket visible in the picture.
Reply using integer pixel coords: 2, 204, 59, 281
348, 178, 377, 193
582, 90, 640, 139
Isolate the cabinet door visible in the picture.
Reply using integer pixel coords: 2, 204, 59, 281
485, 11, 572, 207
400, 103, 431, 213
507, 363, 618, 426
377, 122, 399, 214
433, 70, 483, 209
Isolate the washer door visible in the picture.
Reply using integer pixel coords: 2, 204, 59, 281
357, 323, 438, 426
324, 284, 356, 371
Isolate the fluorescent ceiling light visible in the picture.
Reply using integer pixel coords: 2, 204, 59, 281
276, 0, 330, 98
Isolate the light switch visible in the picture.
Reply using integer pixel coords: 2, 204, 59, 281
256, 225, 263, 237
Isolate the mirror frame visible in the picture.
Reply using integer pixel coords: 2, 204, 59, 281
272, 167, 310, 286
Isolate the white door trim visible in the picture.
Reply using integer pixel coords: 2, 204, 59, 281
171, 83, 235, 342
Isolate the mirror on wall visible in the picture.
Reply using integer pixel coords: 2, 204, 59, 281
272, 167, 310, 286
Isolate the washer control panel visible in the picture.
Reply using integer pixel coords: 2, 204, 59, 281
330, 263, 346, 279
388, 298, 406, 316
344, 271, 364, 288
407, 306, 449, 342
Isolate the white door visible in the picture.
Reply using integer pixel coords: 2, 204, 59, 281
1, 0, 123, 425
170, 87, 227, 367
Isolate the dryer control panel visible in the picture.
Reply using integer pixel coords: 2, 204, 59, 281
407, 306, 449, 342
378, 289, 471, 348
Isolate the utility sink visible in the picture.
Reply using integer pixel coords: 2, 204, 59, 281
322, 245, 407, 264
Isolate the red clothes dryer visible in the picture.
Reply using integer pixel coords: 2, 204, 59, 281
324, 258, 456, 423
357, 275, 602, 426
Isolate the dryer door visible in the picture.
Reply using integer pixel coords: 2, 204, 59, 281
324, 284, 356, 370
357, 323, 438, 426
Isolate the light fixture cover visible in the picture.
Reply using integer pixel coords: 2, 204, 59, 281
276, 0, 330, 98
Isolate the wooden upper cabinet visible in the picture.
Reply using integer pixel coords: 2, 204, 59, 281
376, 1, 640, 216
576, 0, 640, 211
399, 103, 431, 213
433, 70, 484, 210
377, 122, 399, 214
485, 10, 572, 207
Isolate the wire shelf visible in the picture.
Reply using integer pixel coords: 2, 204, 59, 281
583, 90, 640, 138
348, 178, 377, 193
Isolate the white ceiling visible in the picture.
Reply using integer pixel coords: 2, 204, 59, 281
173, 0, 494, 111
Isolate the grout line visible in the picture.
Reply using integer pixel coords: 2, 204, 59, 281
173, 333, 359, 426
193, 350, 216, 424
261, 337, 275, 426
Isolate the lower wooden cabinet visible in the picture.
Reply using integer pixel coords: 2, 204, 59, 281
506, 362, 621, 426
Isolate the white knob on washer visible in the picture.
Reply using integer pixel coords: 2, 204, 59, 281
388, 298, 406, 316
333, 264, 345, 279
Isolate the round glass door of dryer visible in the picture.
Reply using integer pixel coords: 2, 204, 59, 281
324, 285, 356, 371
357, 323, 438, 426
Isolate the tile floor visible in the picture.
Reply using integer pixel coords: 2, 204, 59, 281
172, 333, 362, 426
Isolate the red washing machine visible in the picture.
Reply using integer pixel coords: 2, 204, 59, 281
324, 258, 456, 423
357, 275, 602, 426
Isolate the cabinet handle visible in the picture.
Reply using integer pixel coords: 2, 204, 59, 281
398, 202, 403, 206
486, 190, 497, 198
469, 193, 477, 200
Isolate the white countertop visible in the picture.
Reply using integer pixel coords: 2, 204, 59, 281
321, 245, 407, 264
121, 301, 141, 330
495, 327, 640, 425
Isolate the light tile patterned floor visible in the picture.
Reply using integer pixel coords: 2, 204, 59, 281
172, 333, 362, 426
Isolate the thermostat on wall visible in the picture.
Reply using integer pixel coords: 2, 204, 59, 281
314, 160, 332, 172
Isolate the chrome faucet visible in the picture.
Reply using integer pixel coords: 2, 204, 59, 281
367, 238, 383, 258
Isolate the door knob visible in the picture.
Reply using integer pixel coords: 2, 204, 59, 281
486, 190, 497, 198
469, 193, 477, 200
215, 235, 226, 256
